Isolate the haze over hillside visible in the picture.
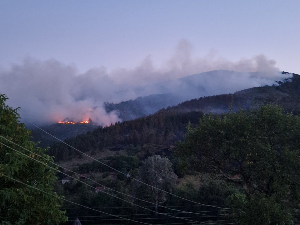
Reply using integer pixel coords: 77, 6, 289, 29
105, 70, 291, 120
0, 51, 289, 126
32, 71, 298, 147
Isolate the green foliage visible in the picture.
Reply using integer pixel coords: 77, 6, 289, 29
107, 155, 139, 172
165, 181, 237, 223
76, 155, 139, 175
197, 181, 238, 207
0, 94, 67, 225
227, 192, 293, 225
134, 155, 177, 214
178, 104, 300, 224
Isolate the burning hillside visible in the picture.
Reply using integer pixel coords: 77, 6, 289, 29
57, 119, 91, 125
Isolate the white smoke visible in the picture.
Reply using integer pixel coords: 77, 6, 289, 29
0, 40, 288, 126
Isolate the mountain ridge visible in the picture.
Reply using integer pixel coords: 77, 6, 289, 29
45, 71, 300, 163
105, 70, 289, 121
31, 70, 297, 149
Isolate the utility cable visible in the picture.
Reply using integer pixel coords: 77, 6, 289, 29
1, 174, 153, 225
26, 121, 230, 210
0, 139, 203, 224
0, 135, 229, 218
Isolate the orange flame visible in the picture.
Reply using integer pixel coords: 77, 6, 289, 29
57, 119, 89, 124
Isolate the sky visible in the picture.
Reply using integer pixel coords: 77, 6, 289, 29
1, 0, 299, 73
0, 0, 299, 125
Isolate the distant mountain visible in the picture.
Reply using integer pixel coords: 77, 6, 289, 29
46, 72, 300, 163
31, 70, 296, 148
105, 70, 289, 121
104, 93, 182, 121
164, 72, 299, 115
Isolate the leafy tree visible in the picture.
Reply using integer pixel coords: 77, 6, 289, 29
0, 94, 67, 225
177, 105, 300, 224
134, 155, 177, 215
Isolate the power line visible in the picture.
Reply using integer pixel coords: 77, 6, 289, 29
0, 134, 228, 218
1, 174, 153, 225
26, 120, 230, 210
3, 174, 229, 225
0, 139, 205, 224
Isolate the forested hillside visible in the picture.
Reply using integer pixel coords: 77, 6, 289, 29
161, 73, 300, 115
48, 111, 203, 163
32, 72, 299, 149
104, 70, 296, 121
48, 73, 300, 163
42, 75, 300, 224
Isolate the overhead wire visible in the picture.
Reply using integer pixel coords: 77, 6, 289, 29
26, 120, 230, 210
0, 137, 213, 224
2, 172, 226, 225
0, 134, 230, 219
1, 174, 153, 225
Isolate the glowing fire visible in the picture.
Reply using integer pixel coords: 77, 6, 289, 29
57, 119, 89, 124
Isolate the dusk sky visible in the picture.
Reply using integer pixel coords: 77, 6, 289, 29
0, 1, 299, 125
1, 1, 299, 73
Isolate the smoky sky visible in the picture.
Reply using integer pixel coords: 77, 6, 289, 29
0, 40, 290, 126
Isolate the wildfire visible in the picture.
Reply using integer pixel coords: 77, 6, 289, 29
57, 121, 76, 124
57, 119, 90, 125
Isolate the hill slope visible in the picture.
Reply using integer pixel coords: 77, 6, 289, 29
165, 73, 299, 115
105, 70, 288, 121
47, 72, 300, 163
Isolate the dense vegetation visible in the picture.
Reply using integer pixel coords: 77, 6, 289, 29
55, 105, 300, 224
48, 111, 203, 162
57, 154, 235, 225
177, 105, 300, 224
0, 94, 66, 225
4, 72, 300, 224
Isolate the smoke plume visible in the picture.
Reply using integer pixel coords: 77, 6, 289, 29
0, 40, 288, 126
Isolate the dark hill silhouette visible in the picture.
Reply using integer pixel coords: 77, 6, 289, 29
104, 70, 290, 121
46, 72, 300, 162
164, 73, 299, 115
